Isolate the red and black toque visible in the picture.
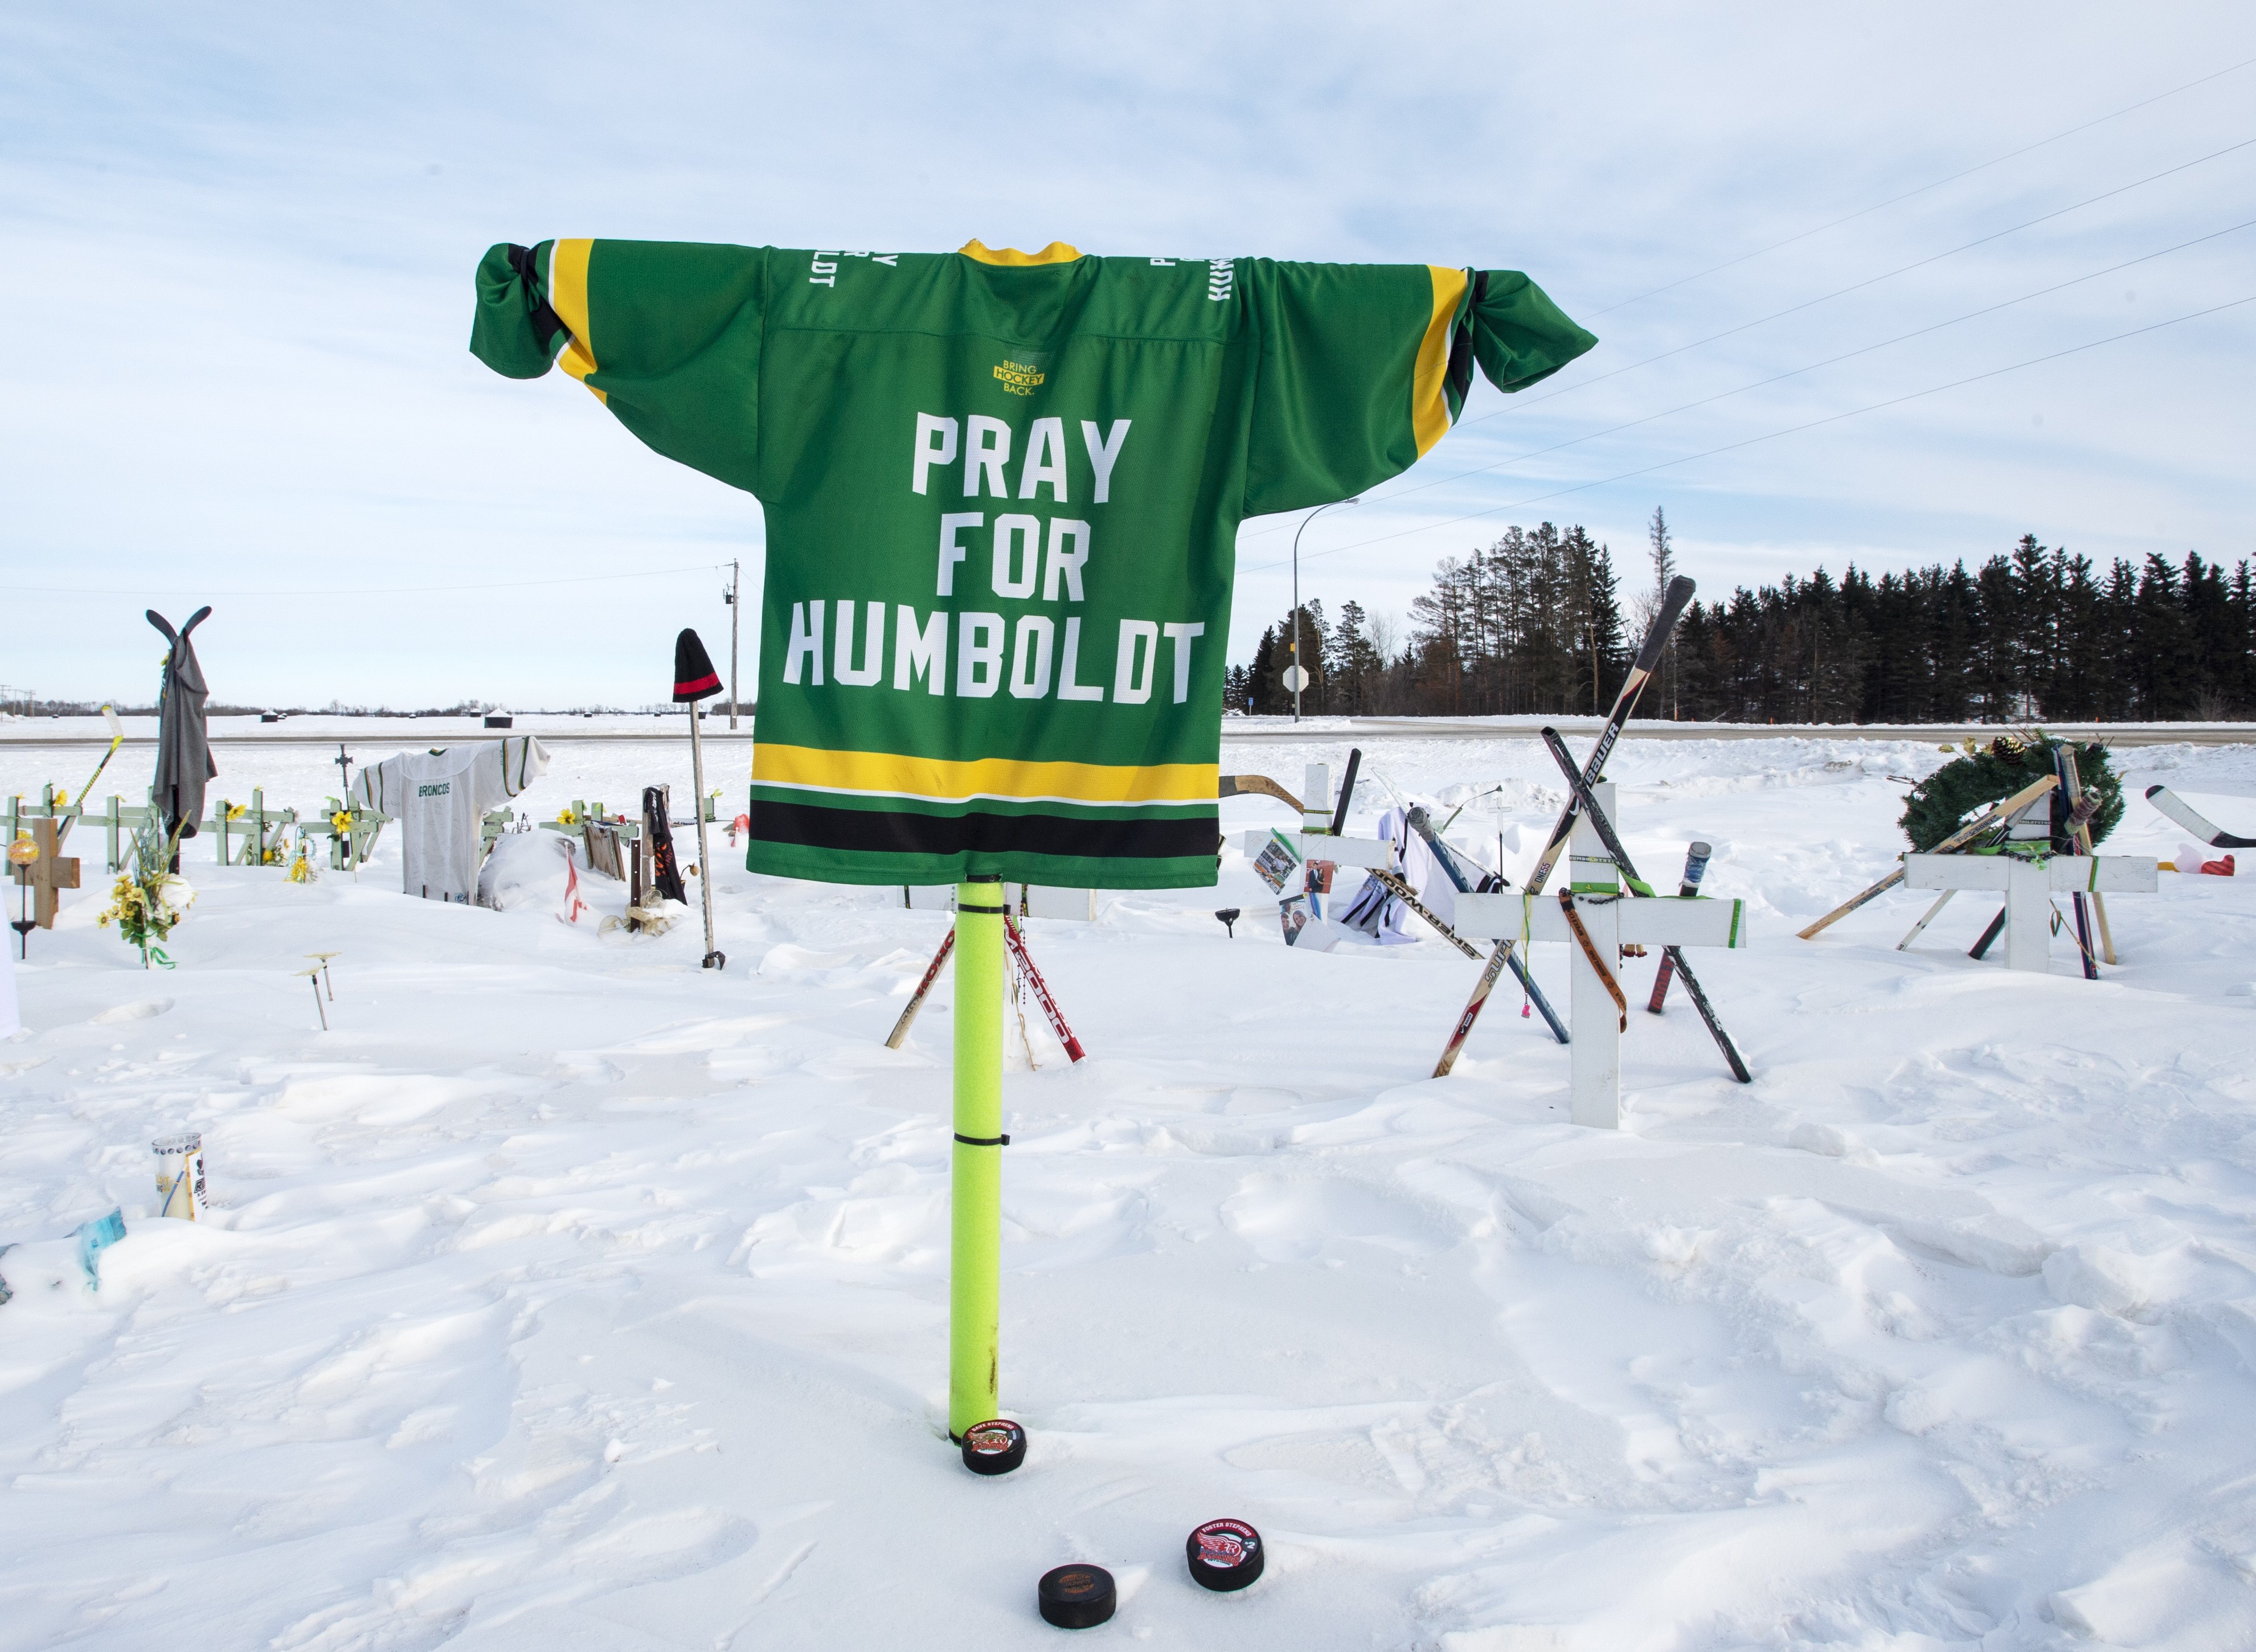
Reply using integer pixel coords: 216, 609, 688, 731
673, 628, 722, 703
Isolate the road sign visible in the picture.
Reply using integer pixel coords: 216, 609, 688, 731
1280, 665, 1309, 692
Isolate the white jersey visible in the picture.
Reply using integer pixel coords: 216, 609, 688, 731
353, 737, 550, 901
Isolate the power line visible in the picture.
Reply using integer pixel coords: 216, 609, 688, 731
1585, 54, 2256, 318
1244, 293, 2255, 574
0, 560, 736, 599
1292, 216, 2256, 517
1240, 133, 2256, 546
1487, 135, 2256, 416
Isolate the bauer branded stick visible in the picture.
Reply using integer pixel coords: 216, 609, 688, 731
1432, 575, 1695, 1077
1539, 728, 1749, 1083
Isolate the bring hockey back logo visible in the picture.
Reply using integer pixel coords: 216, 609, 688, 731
992, 356, 1045, 396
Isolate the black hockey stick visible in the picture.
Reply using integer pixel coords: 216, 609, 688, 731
1539, 727, 1751, 1083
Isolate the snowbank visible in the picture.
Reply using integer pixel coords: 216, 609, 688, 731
1, 733, 2254, 1647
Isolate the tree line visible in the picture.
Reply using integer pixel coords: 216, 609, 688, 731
1231, 509, 2256, 723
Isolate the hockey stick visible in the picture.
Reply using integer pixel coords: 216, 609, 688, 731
1004, 914, 1087, 1062
1647, 841, 1713, 1010
1557, 892, 1627, 1032
2053, 749, 2099, 979
54, 707, 126, 851
1968, 907, 2006, 960
885, 927, 954, 1049
1796, 774, 2059, 940
1330, 748, 1362, 835
1405, 804, 1569, 1044
1369, 869, 1481, 961
1895, 889, 1955, 950
2145, 785, 2256, 850
1539, 728, 1750, 1083
1432, 574, 1696, 1077
1220, 774, 1304, 813
2065, 755, 2114, 962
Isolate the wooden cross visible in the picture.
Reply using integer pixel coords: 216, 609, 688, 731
11, 817, 80, 929
1453, 783, 1747, 1130
1902, 847, 2155, 973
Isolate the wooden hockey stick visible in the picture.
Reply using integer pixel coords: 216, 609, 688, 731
885, 928, 954, 1049
1796, 774, 2058, 940
1895, 889, 1955, 950
1219, 774, 1303, 813
1558, 892, 1628, 1032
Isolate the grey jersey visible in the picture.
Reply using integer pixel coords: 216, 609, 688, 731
354, 737, 550, 900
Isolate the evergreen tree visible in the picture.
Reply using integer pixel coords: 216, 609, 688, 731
1248, 626, 1281, 715
1240, 527, 2255, 726
1648, 506, 1680, 717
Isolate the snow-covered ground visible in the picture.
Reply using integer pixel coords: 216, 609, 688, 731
3, 731, 2255, 1650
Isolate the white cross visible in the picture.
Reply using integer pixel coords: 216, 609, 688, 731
1902, 848, 2155, 973
1451, 784, 1747, 1130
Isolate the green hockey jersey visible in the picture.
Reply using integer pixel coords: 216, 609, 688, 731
470, 237, 1595, 888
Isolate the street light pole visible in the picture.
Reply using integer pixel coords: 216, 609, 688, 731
1288, 497, 1360, 723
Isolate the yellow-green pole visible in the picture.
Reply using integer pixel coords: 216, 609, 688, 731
949, 876, 1006, 1439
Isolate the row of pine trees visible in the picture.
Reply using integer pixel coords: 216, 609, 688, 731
1231, 510, 2256, 723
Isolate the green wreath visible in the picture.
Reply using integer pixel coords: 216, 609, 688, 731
1899, 732, 2122, 853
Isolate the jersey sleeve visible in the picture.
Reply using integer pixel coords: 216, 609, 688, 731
1239, 262, 1595, 518
470, 239, 769, 496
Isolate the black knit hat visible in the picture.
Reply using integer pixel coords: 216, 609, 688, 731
673, 628, 722, 703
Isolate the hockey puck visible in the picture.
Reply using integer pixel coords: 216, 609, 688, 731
959, 1417, 1026, 1475
1185, 1518, 1264, 1591
1038, 1563, 1116, 1628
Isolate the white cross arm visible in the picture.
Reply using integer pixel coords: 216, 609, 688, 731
1238, 830, 1399, 871
1453, 892, 1750, 947
1903, 853, 2157, 893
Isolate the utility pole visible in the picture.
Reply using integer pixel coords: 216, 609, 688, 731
727, 560, 740, 729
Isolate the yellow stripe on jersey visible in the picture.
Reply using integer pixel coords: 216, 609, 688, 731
752, 743, 1217, 808
958, 239, 1084, 266
547, 238, 606, 404
1412, 265, 1470, 457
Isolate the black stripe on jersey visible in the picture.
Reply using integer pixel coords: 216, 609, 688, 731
750, 800, 1216, 862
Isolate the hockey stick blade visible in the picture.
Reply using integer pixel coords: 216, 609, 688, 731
2146, 785, 2256, 849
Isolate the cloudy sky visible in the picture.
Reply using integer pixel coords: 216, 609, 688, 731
3, 2, 2250, 708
